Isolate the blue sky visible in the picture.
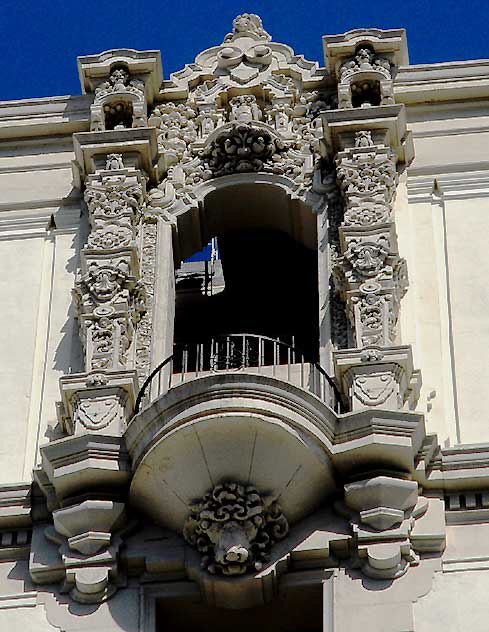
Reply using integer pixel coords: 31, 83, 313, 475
1, 0, 488, 101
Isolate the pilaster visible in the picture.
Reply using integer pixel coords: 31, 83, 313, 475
30, 51, 165, 604
320, 30, 437, 582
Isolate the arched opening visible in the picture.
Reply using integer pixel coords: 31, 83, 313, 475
351, 79, 381, 107
103, 99, 134, 129
173, 180, 319, 372
175, 227, 318, 359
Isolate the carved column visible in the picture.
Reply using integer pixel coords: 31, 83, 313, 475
31, 51, 163, 604
320, 31, 436, 581
57, 156, 146, 436
329, 130, 419, 410
321, 28, 419, 413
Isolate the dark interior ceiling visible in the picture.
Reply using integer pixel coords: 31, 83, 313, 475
156, 584, 323, 632
174, 228, 319, 361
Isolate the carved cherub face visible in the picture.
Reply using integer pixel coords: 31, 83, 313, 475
233, 14, 253, 32
356, 48, 374, 64
110, 68, 129, 86
232, 13, 265, 35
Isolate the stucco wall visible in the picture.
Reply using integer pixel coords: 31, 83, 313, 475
0, 137, 81, 481
398, 104, 489, 445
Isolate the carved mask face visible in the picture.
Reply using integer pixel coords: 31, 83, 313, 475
206, 519, 258, 575
110, 68, 129, 86
234, 15, 252, 33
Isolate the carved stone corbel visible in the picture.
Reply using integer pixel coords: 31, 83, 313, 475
182, 482, 289, 576
336, 476, 445, 580
30, 430, 131, 602
334, 345, 419, 410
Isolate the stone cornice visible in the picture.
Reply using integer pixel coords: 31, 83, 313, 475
395, 59, 489, 104
407, 170, 489, 201
0, 483, 31, 528
3, 60, 489, 144
0, 95, 91, 139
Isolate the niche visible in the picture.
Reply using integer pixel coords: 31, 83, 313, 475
103, 100, 134, 130
351, 79, 381, 107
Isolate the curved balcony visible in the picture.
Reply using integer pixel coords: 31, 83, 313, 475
134, 333, 346, 415
125, 331, 426, 597
126, 334, 343, 547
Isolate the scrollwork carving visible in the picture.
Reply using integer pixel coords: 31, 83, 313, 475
343, 201, 390, 227
87, 224, 133, 250
202, 124, 285, 176
84, 177, 144, 226
94, 67, 145, 101
135, 222, 158, 381
149, 102, 198, 162
336, 149, 398, 204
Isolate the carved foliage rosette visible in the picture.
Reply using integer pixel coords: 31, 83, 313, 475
202, 124, 285, 176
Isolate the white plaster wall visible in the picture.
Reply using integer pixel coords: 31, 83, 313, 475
397, 180, 457, 446
400, 111, 489, 445
27, 223, 82, 474
0, 167, 74, 206
330, 563, 439, 632
0, 139, 80, 481
443, 194, 489, 444
0, 235, 47, 482
413, 570, 489, 632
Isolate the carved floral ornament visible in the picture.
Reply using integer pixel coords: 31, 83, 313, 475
199, 14, 274, 85
87, 224, 133, 250
183, 482, 288, 576
202, 123, 285, 176
147, 92, 326, 175
84, 177, 144, 225
336, 149, 398, 204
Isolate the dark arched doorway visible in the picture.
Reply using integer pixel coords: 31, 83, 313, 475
174, 227, 318, 362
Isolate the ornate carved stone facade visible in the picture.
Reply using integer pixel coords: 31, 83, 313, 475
3, 13, 489, 632
28, 14, 429, 609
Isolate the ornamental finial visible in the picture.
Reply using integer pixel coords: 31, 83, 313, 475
224, 13, 271, 42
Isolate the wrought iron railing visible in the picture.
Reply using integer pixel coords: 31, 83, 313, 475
134, 333, 346, 415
